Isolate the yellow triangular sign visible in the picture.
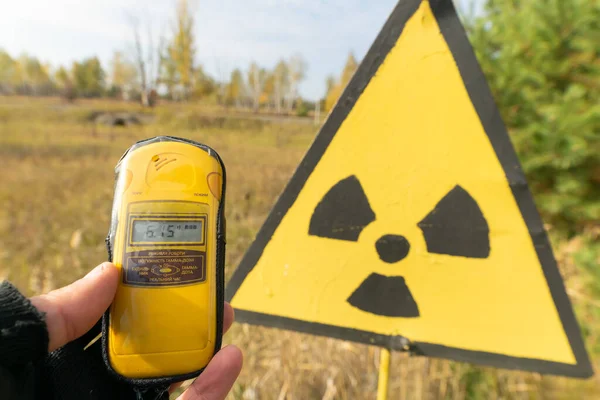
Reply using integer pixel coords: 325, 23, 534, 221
227, 0, 593, 377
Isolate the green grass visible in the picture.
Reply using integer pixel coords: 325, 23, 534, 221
0, 96, 597, 399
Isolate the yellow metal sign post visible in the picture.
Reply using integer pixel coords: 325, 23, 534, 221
226, 0, 594, 391
377, 348, 391, 400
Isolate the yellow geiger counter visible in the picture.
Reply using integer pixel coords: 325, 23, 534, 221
102, 136, 226, 384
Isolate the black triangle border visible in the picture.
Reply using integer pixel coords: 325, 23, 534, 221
225, 0, 593, 378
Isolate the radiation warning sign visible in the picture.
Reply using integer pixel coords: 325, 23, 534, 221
226, 0, 593, 378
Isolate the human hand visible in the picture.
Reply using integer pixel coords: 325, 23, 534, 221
31, 262, 242, 400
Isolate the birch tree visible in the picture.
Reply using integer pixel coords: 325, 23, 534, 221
128, 15, 159, 106
247, 62, 266, 112
285, 54, 307, 112
273, 59, 288, 114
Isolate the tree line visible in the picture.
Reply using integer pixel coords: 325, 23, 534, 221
0, 0, 360, 116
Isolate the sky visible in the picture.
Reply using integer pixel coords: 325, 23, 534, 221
0, 0, 483, 101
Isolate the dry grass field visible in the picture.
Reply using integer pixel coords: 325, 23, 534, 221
0, 96, 598, 399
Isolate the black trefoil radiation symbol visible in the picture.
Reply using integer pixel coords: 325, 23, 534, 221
309, 175, 490, 318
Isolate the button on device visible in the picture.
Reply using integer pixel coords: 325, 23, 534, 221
122, 169, 133, 193
207, 172, 222, 200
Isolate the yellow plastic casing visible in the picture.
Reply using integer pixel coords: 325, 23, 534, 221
106, 137, 224, 379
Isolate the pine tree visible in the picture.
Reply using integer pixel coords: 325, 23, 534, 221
461, 2, 600, 396
466, 0, 599, 235
227, 68, 245, 107
72, 57, 105, 98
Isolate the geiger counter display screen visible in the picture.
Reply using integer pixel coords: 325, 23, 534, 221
132, 220, 204, 243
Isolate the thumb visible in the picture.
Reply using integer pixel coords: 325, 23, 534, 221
31, 262, 119, 352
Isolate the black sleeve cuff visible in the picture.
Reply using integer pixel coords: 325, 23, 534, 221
0, 281, 49, 366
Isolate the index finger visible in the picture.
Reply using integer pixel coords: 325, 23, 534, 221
177, 345, 243, 400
